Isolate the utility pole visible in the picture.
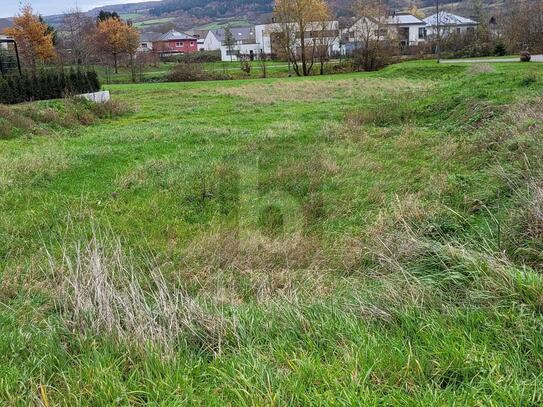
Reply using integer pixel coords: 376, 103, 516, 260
435, 0, 441, 62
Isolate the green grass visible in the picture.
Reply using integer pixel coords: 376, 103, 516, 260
196, 19, 252, 30
132, 17, 175, 28
1, 60, 543, 405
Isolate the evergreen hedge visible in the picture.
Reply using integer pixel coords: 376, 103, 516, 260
0, 69, 100, 104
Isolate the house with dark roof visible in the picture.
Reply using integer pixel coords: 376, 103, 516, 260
185, 29, 209, 51
202, 27, 261, 61
423, 12, 478, 37
137, 32, 161, 53
152, 30, 198, 56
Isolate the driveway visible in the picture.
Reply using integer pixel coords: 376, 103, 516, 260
441, 55, 543, 63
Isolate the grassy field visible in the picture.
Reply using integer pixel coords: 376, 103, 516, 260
196, 20, 252, 30
132, 17, 176, 28
96, 60, 300, 84
1, 60, 543, 405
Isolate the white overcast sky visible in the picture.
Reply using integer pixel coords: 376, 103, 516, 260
1, 0, 150, 18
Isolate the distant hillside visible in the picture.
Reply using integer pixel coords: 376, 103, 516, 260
42, 0, 499, 31
0, 17, 13, 31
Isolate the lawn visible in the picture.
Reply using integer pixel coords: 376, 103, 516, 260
1, 61, 543, 405
132, 17, 176, 28
95, 60, 310, 84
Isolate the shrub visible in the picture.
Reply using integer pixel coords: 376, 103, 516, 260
0, 69, 101, 104
494, 42, 507, 56
520, 51, 531, 62
161, 50, 221, 63
167, 63, 230, 82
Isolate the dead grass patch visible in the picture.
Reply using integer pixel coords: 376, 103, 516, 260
49, 228, 227, 353
466, 64, 496, 75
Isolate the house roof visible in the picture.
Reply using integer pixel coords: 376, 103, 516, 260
157, 30, 197, 41
140, 32, 161, 42
211, 27, 256, 43
185, 29, 209, 39
386, 13, 425, 25
423, 12, 478, 27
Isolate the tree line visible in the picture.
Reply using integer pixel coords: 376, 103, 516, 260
2, 5, 140, 79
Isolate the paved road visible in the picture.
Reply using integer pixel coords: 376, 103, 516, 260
441, 55, 543, 63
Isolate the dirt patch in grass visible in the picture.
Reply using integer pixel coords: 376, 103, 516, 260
213, 77, 432, 104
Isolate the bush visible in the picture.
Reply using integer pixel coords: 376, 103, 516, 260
494, 42, 507, 56
0, 69, 101, 104
520, 51, 531, 62
161, 51, 221, 64
167, 63, 230, 82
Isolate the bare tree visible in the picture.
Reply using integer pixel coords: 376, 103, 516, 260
223, 25, 236, 61
502, 0, 543, 53
314, 17, 338, 75
273, 0, 331, 76
59, 8, 95, 66
350, 0, 397, 71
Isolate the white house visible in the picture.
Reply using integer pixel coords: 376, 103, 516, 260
205, 27, 261, 61
423, 12, 478, 37
255, 21, 341, 57
386, 13, 427, 46
343, 12, 426, 52
202, 30, 222, 51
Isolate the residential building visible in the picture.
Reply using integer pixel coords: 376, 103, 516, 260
186, 29, 209, 51
387, 13, 427, 46
255, 21, 341, 58
343, 12, 426, 53
152, 30, 198, 56
137, 32, 160, 53
423, 12, 478, 37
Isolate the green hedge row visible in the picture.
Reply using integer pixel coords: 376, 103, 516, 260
0, 69, 100, 104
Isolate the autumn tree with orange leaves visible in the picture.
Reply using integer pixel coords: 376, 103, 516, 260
94, 16, 139, 75
3, 5, 56, 71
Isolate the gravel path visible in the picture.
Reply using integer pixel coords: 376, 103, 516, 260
440, 55, 543, 63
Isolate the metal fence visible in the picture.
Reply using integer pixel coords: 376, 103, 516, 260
0, 37, 22, 76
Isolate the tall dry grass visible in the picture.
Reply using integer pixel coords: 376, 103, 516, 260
48, 228, 227, 353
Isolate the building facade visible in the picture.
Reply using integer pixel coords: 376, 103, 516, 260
423, 12, 478, 37
152, 30, 198, 56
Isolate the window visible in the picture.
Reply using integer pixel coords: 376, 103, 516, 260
373, 28, 387, 37
418, 27, 427, 39
190, 41, 195, 46
175, 42, 184, 47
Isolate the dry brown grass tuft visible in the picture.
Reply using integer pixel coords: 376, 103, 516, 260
49, 229, 227, 353
466, 64, 496, 75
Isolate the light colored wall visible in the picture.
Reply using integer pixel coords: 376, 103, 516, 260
203, 31, 221, 51
426, 24, 476, 37
254, 21, 341, 56
220, 42, 261, 61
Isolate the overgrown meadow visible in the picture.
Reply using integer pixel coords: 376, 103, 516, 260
1, 61, 543, 405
